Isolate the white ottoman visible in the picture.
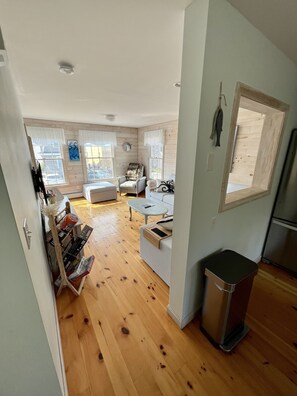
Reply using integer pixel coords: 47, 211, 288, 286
83, 182, 117, 203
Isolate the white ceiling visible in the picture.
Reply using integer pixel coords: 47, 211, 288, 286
0, 0, 190, 127
227, 0, 297, 66
0, 0, 296, 128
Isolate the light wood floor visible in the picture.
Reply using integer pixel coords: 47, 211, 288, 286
56, 194, 297, 396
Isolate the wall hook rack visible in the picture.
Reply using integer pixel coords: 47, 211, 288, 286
211, 81, 227, 147
219, 81, 227, 107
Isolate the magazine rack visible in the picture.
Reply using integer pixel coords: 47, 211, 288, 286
47, 201, 94, 296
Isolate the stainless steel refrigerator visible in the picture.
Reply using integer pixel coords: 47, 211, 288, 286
262, 128, 297, 275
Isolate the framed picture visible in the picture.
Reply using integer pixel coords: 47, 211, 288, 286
67, 140, 80, 161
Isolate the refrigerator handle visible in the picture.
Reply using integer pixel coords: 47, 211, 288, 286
272, 219, 297, 232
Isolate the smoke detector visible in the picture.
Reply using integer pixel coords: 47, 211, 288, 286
59, 63, 75, 75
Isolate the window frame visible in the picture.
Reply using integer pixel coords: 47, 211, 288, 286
83, 142, 115, 182
219, 82, 289, 212
31, 139, 66, 186
149, 142, 164, 180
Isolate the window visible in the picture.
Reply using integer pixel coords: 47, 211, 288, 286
149, 144, 164, 179
144, 129, 164, 180
219, 83, 289, 211
79, 130, 117, 182
26, 127, 66, 185
84, 143, 114, 181
33, 141, 65, 185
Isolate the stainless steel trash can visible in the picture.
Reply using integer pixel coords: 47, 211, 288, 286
201, 250, 258, 352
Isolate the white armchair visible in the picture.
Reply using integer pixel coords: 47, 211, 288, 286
118, 163, 146, 196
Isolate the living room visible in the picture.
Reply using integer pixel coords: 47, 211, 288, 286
1, 0, 297, 395
24, 118, 178, 200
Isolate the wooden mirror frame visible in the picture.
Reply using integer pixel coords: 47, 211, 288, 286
219, 82, 289, 212
122, 142, 132, 152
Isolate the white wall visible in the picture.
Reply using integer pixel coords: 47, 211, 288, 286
169, 0, 297, 327
0, 54, 65, 393
138, 120, 178, 180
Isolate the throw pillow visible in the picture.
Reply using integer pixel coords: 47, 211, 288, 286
126, 169, 138, 180
126, 163, 143, 180
157, 216, 173, 231
147, 179, 158, 190
156, 180, 174, 193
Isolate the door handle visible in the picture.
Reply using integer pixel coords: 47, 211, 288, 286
272, 219, 297, 232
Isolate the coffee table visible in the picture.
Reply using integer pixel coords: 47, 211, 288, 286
127, 198, 168, 224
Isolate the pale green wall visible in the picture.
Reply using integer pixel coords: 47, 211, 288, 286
0, 30, 65, 394
0, 166, 62, 395
169, 0, 297, 326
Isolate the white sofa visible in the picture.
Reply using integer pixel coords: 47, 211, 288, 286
145, 179, 174, 215
140, 225, 172, 286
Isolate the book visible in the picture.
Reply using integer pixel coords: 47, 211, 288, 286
54, 255, 95, 287
62, 225, 94, 268
68, 255, 95, 282
79, 225, 93, 240
48, 223, 75, 246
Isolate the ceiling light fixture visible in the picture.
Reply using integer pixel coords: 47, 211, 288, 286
173, 81, 181, 88
59, 63, 75, 75
105, 114, 116, 122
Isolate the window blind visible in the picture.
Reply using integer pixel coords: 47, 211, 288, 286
26, 126, 65, 145
78, 130, 117, 146
144, 129, 164, 146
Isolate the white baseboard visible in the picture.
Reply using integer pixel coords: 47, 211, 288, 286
167, 305, 183, 328
167, 304, 200, 329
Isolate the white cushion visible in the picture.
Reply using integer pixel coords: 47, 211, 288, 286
147, 179, 158, 189
157, 216, 173, 231
150, 191, 163, 202
121, 180, 137, 188
149, 191, 174, 206
162, 194, 174, 206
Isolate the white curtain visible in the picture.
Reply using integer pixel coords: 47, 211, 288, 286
79, 130, 117, 146
144, 129, 164, 146
26, 126, 65, 145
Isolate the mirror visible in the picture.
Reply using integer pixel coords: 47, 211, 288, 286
122, 142, 132, 152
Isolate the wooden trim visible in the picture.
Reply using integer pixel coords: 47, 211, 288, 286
143, 224, 172, 248
239, 83, 290, 112
223, 188, 269, 211
219, 82, 241, 212
219, 82, 289, 212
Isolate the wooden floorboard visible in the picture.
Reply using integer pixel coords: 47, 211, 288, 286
56, 194, 297, 396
